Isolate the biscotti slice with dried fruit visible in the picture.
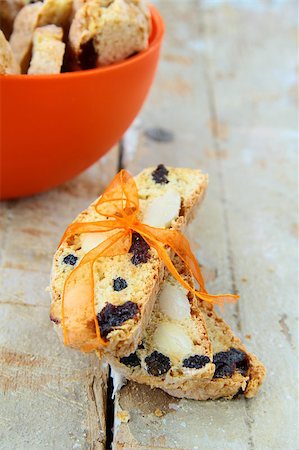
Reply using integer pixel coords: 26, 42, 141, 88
107, 256, 215, 387
50, 165, 208, 357
164, 301, 266, 400
10, 0, 72, 72
69, 0, 151, 69
0, 30, 20, 74
28, 25, 65, 74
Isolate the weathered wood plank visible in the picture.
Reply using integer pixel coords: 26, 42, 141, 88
1, 1, 297, 448
113, 1, 298, 449
201, 2, 298, 449
0, 147, 119, 449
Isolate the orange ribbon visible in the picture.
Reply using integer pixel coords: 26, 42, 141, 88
60, 170, 239, 352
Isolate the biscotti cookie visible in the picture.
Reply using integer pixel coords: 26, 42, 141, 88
10, 0, 72, 72
50, 166, 208, 357
165, 301, 266, 400
9, 2, 43, 72
107, 256, 215, 388
0, 0, 25, 38
28, 25, 65, 74
111, 292, 265, 399
37, 0, 72, 28
0, 30, 20, 74
69, 0, 151, 69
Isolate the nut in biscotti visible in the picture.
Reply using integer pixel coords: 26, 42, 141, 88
142, 188, 181, 228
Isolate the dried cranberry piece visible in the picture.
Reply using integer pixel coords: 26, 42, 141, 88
63, 254, 78, 266
129, 232, 150, 265
97, 301, 138, 339
213, 348, 249, 379
145, 351, 171, 376
151, 164, 169, 184
120, 352, 141, 367
183, 355, 210, 369
113, 277, 128, 291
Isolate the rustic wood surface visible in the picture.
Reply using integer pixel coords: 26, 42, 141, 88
113, 1, 298, 449
0, 149, 119, 450
0, 0, 297, 449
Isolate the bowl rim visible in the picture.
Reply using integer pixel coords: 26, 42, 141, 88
1, 5, 164, 81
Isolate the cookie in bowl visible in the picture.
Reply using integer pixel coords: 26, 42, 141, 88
28, 24, 65, 74
0, 30, 20, 74
9, 0, 72, 72
69, 0, 151, 69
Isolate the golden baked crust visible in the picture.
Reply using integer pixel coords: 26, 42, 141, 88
50, 167, 208, 358
28, 25, 65, 74
199, 301, 266, 399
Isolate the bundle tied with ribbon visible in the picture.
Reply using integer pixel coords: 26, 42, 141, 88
60, 170, 239, 352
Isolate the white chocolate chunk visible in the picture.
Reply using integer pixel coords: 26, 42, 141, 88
153, 322, 193, 360
142, 189, 181, 228
81, 232, 108, 253
159, 280, 190, 320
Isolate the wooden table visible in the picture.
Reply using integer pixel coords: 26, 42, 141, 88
0, 1, 297, 449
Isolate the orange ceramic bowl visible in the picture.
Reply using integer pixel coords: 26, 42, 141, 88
0, 6, 164, 199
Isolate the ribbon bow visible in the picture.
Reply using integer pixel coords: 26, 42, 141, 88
60, 170, 238, 352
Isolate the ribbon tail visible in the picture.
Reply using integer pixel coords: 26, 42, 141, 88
135, 225, 239, 306
141, 236, 216, 304
59, 220, 123, 248
62, 230, 132, 352
62, 260, 98, 351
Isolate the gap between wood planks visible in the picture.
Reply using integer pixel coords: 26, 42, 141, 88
106, 116, 254, 448
204, 68, 255, 450
104, 140, 125, 450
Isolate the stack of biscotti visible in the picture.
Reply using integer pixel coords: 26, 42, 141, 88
50, 165, 265, 401
1, 0, 151, 74
50, 166, 209, 356
9, 0, 72, 73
